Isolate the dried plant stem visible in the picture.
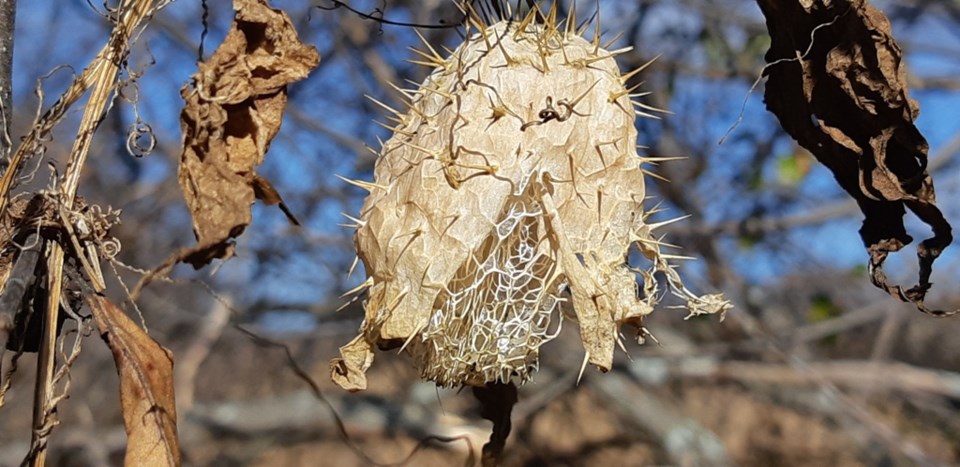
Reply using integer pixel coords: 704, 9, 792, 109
27, 245, 63, 467
22, 2, 164, 465
0, 0, 159, 215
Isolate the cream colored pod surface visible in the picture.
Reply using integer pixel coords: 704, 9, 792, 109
331, 20, 730, 390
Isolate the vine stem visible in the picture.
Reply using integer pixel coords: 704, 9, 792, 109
25, 1, 165, 465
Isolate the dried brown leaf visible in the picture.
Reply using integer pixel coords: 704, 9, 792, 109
177, 0, 319, 268
758, 0, 956, 315
330, 335, 375, 392
88, 295, 180, 466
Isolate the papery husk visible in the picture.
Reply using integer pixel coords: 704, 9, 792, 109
332, 18, 729, 390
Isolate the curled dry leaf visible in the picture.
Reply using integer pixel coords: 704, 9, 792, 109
332, 17, 729, 390
178, 0, 319, 268
88, 295, 179, 466
758, 0, 957, 316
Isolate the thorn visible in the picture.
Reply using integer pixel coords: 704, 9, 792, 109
635, 110, 663, 120
373, 119, 414, 137
643, 327, 661, 346
385, 287, 410, 314
347, 255, 360, 278
413, 29, 445, 66
609, 81, 644, 102
641, 167, 670, 181
386, 82, 419, 111
660, 253, 696, 261
336, 293, 362, 312
565, 79, 601, 111
398, 320, 427, 353
407, 47, 446, 67
577, 351, 590, 385
406, 59, 439, 69
577, 0, 599, 37
574, 46, 635, 68
637, 155, 686, 165
616, 333, 630, 356
536, 38, 550, 73
576, 21, 592, 38
566, 0, 578, 38
494, 34, 516, 66
408, 79, 453, 100
644, 199, 667, 217
602, 31, 625, 50
620, 54, 662, 85
398, 139, 437, 158
545, 1, 559, 37
606, 46, 634, 58
647, 215, 691, 230
635, 236, 673, 248
516, 6, 538, 37
395, 227, 423, 240
401, 101, 427, 120
559, 39, 572, 66
462, 0, 486, 32
592, 0, 602, 53
466, 6, 486, 33
365, 94, 403, 118
593, 142, 610, 167
477, 16, 493, 46
633, 99, 671, 114
336, 174, 387, 193
340, 276, 374, 298
339, 212, 366, 228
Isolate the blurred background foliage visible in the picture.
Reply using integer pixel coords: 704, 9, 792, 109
2, 1, 960, 465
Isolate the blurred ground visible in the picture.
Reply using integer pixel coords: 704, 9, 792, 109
3, 272, 959, 466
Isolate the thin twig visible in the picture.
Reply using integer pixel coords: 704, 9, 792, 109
26, 244, 63, 467
0, 0, 15, 172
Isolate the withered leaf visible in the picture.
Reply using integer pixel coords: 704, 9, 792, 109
178, 0, 319, 268
330, 335, 375, 392
88, 295, 180, 466
758, 0, 956, 316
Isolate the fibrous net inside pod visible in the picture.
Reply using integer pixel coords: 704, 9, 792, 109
331, 10, 730, 391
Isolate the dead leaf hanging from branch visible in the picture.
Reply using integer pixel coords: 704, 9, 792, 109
757, 0, 956, 316
178, 0, 319, 268
88, 295, 180, 466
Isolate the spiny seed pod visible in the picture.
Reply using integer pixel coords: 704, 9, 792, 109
331, 10, 730, 391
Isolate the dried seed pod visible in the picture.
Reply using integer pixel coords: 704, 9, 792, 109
331, 14, 729, 391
